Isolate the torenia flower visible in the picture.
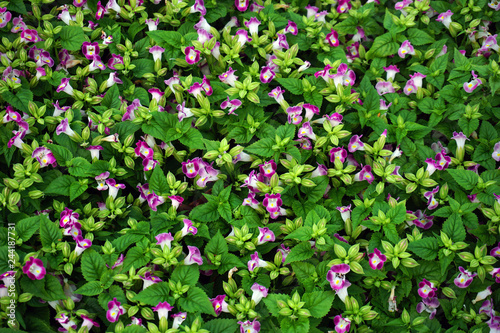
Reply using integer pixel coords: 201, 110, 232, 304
235, 0, 249, 11
20, 29, 42, 43
185, 46, 200, 64
219, 67, 238, 86
152, 302, 173, 320
333, 315, 351, 333
490, 267, 500, 283
156, 233, 174, 250
463, 71, 482, 93
492, 142, 500, 161
82, 42, 100, 60
287, 105, 303, 125
140, 272, 162, 290
330, 147, 348, 163
303, 104, 319, 121
11, 16, 26, 33
454, 266, 477, 288
250, 283, 268, 305
147, 192, 165, 211
235, 29, 252, 46
169, 196, 184, 210
185, 246, 203, 265
285, 21, 298, 35
80, 315, 100, 331
327, 264, 350, 290
75, 236, 92, 256
416, 297, 440, 319
135, 141, 154, 159
435, 150, 451, 170
348, 135, 365, 152
436, 10, 453, 28
398, 40, 415, 58
221, 97, 242, 115
424, 186, 439, 210
248, 252, 268, 271
354, 165, 374, 184
172, 312, 187, 329
238, 319, 261, 333
489, 0, 500, 10
260, 66, 275, 83
145, 18, 159, 31
326, 29, 340, 47
491, 242, 500, 257
368, 248, 387, 270
298, 121, 316, 140
56, 78, 74, 96
149, 45, 165, 62
56, 313, 77, 332
263, 193, 282, 214
383, 65, 400, 81
472, 286, 492, 304
451, 131, 468, 160
243, 193, 259, 209
403, 79, 418, 95
106, 179, 125, 199
177, 102, 194, 122
23, 256, 46, 280
32, 147, 56, 167
182, 159, 200, 178
257, 227, 275, 245
106, 298, 125, 323
311, 163, 328, 178
259, 160, 277, 178
336, 205, 351, 222
375, 81, 395, 95
190, 0, 206, 15
0, 8, 12, 28
181, 219, 198, 237
211, 295, 229, 316
408, 210, 434, 229
245, 17, 261, 35
418, 279, 437, 298
87, 145, 103, 160
56, 118, 77, 138
89, 55, 106, 71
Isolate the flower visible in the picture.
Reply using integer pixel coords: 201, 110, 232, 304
238, 319, 261, 333
250, 283, 268, 305
493, 142, 500, 161
182, 159, 200, 178
303, 104, 319, 121
82, 42, 100, 60
219, 67, 238, 86
463, 71, 483, 93
106, 298, 125, 322
32, 147, 57, 167
181, 219, 198, 237
472, 286, 492, 304
56, 78, 74, 96
285, 21, 298, 35
140, 272, 162, 290
0, 8, 12, 29
185, 46, 200, 64
235, 0, 249, 11
491, 242, 500, 257
107, 254, 124, 269
56, 118, 77, 138
105, 179, 125, 199
185, 246, 203, 265
156, 233, 174, 251
87, 145, 103, 160
260, 66, 275, 83
408, 210, 434, 229
330, 147, 348, 164
263, 193, 282, 214
333, 315, 351, 333
327, 264, 350, 290
326, 29, 340, 47
22, 256, 46, 280
21, 29, 42, 43
243, 193, 260, 209
248, 252, 268, 272
245, 17, 261, 35
257, 227, 275, 245
368, 248, 387, 270
336, 205, 351, 222
376, 81, 395, 95
235, 29, 252, 46
454, 266, 477, 288
298, 121, 316, 140
172, 312, 187, 329
11, 16, 26, 33
81, 315, 100, 331
221, 97, 242, 115
287, 105, 303, 125
278, 245, 291, 263
398, 40, 415, 58
259, 160, 277, 178
149, 45, 165, 62
348, 135, 365, 152
354, 165, 374, 184
383, 65, 400, 81
89, 55, 106, 71
436, 10, 453, 28
151, 301, 173, 321
211, 295, 229, 315
424, 186, 440, 210
491, 267, 500, 283
435, 150, 451, 170
146, 192, 165, 211
74, 236, 92, 256
416, 297, 440, 319
418, 279, 437, 298
145, 18, 159, 31
311, 163, 328, 178
56, 313, 77, 332
190, 0, 206, 15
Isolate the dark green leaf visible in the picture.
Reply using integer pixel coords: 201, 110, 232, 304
60, 26, 88, 51
202, 319, 239, 333
276, 78, 303, 95
447, 169, 479, 190
133, 282, 173, 305
101, 84, 121, 109
178, 286, 215, 315
205, 230, 228, 255
302, 291, 335, 318
1, 89, 33, 113
443, 213, 466, 242
16, 216, 41, 242
408, 28, 435, 45
149, 166, 169, 195
46, 143, 73, 165
263, 294, 290, 316
44, 175, 75, 196
408, 237, 439, 260
245, 138, 275, 157
69, 182, 87, 202
39, 216, 61, 248
285, 241, 315, 264
74, 281, 104, 296
81, 249, 106, 282
171, 265, 200, 286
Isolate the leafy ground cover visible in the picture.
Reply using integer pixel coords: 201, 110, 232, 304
1, 0, 500, 332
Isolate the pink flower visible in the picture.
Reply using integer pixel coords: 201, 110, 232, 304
260, 66, 275, 83
463, 71, 482, 93
106, 298, 125, 322
250, 283, 268, 305
82, 42, 100, 60
156, 232, 174, 250
22, 256, 46, 280
398, 40, 415, 58
181, 219, 198, 237
333, 315, 351, 333
248, 252, 268, 271
235, 0, 249, 11
152, 302, 173, 320
263, 193, 282, 214
454, 266, 477, 288
285, 21, 298, 35
0, 8, 12, 28
238, 319, 261, 333
348, 135, 365, 152
185, 46, 200, 64
140, 271, 162, 290
210, 295, 229, 315
490, 267, 500, 283
424, 186, 439, 210
32, 147, 57, 168
330, 147, 347, 163
326, 264, 350, 290
182, 158, 200, 178
185, 246, 203, 265
491, 242, 500, 257
436, 10, 453, 28
219, 67, 238, 87
383, 65, 400, 81
326, 29, 340, 47
257, 227, 275, 245
416, 297, 440, 319
368, 248, 387, 270
376, 81, 395, 95
418, 279, 437, 298
259, 160, 277, 178
221, 97, 242, 115
354, 165, 374, 184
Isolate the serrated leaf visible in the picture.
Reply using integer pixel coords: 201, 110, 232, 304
74, 281, 104, 296
178, 286, 215, 315
285, 226, 313, 241
133, 282, 173, 305
16, 216, 41, 242
205, 230, 228, 255
276, 78, 303, 95
281, 317, 310, 333
443, 213, 466, 242
149, 166, 169, 196
20, 275, 66, 301
190, 201, 220, 222
147, 30, 183, 47
366, 33, 398, 58
60, 26, 88, 51
302, 291, 335, 318
1, 89, 33, 113
69, 182, 87, 202
81, 249, 106, 282
285, 241, 315, 264
301, 176, 328, 204
123, 246, 149, 271
447, 169, 478, 190
245, 138, 275, 157
171, 265, 200, 286
408, 28, 435, 45
68, 157, 92, 177
39, 216, 61, 248
44, 175, 75, 196
408, 237, 439, 260
179, 128, 205, 149
202, 319, 239, 333
102, 84, 121, 109
263, 294, 290, 316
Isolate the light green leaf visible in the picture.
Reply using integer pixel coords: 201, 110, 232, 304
245, 138, 275, 157
39, 216, 61, 248
205, 230, 228, 256
276, 78, 303, 95
263, 294, 290, 316
74, 281, 104, 296
443, 213, 466, 242
16, 216, 41, 242
133, 282, 173, 305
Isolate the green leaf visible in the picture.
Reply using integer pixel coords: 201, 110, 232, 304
74, 281, 104, 296
443, 213, 466, 242
60, 26, 88, 51
46, 143, 73, 166
383, 223, 399, 244
285, 226, 313, 241
263, 294, 290, 316
133, 282, 173, 305
281, 317, 310, 333
407, 28, 435, 45
276, 78, 304, 95
39, 216, 61, 248
20, 275, 66, 301
149, 166, 169, 196
447, 169, 479, 190
178, 286, 215, 315
366, 33, 398, 59
7, 0, 27, 14
220, 253, 245, 273
290, 262, 316, 291
408, 237, 439, 260
245, 138, 275, 157
480, 121, 498, 142
87, 160, 110, 176
132, 59, 154, 78
301, 176, 328, 203
218, 202, 232, 222
302, 291, 335, 318
190, 202, 220, 222
16, 216, 41, 242
123, 246, 149, 271
202, 319, 239, 333
179, 128, 205, 150
458, 117, 479, 137
171, 265, 200, 286
0, 247, 11, 273
387, 203, 406, 225
147, 30, 183, 47
123, 326, 147, 333
69, 182, 88, 202
1, 89, 33, 113
205, 230, 228, 255
304, 90, 323, 108
285, 241, 315, 264
44, 175, 75, 196
68, 157, 92, 177
102, 84, 121, 109
81, 249, 106, 282
440, 85, 463, 104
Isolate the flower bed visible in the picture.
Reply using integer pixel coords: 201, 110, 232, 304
1, 0, 500, 332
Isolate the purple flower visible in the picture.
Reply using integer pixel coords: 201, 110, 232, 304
32, 147, 56, 168
337, 0, 351, 13
491, 242, 500, 257
235, 0, 249, 11
81, 315, 100, 331
383, 65, 400, 81
21, 29, 42, 43
146, 192, 165, 211
56, 78, 74, 96
185, 46, 200, 64
311, 163, 328, 178
89, 55, 106, 71
472, 286, 492, 305
238, 319, 261, 333
259, 160, 277, 178
145, 18, 159, 31
285, 21, 298, 35
298, 121, 316, 140
287, 105, 303, 125
22, 256, 46, 280
376, 81, 395, 95
87, 145, 103, 161
11, 16, 26, 33
56, 313, 77, 332
492, 142, 500, 161
245, 17, 261, 35
260, 66, 275, 83
463, 71, 482, 93
182, 159, 200, 178
436, 10, 453, 28
181, 219, 197, 237
172, 312, 187, 329
454, 266, 477, 288
0, 8, 12, 28
333, 315, 351, 333
303, 104, 319, 121
278, 245, 291, 263
398, 40, 415, 58
149, 45, 165, 62
106, 254, 124, 269
418, 279, 437, 298
262, 193, 282, 214
108, 54, 124, 70
248, 251, 268, 272
141, 272, 162, 290
424, 186, 439, 210
354, 165, 374, 184
235, 29, 252, 46
416, 297, 440, 319
435, 150, 451, 170
106, 298, 125, 322
403, 79, 418, 95
156, 233, 174, 250
250, 283, 268, 305
82, 42, 100, 60
221, 97, 242, 115
327, 264, 350, 290
330, 147, 347, 163
243, 193, 259, 209
219, 67, 238, 87
257, 227, 275, 245
326, 29, 340, 47
106, 179, 125, 199
408, 210, 434, 229
368, 248, 387, 270
185, 246, 203, 265
348, 135, 365, 152
211, 295, 229, 315
190, 0, 206, 15
152, 302, 173, 320
490, 267, 500, 283
336, 205, 351, 222
74, 236, 92, 256
56, 118, 76, 138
